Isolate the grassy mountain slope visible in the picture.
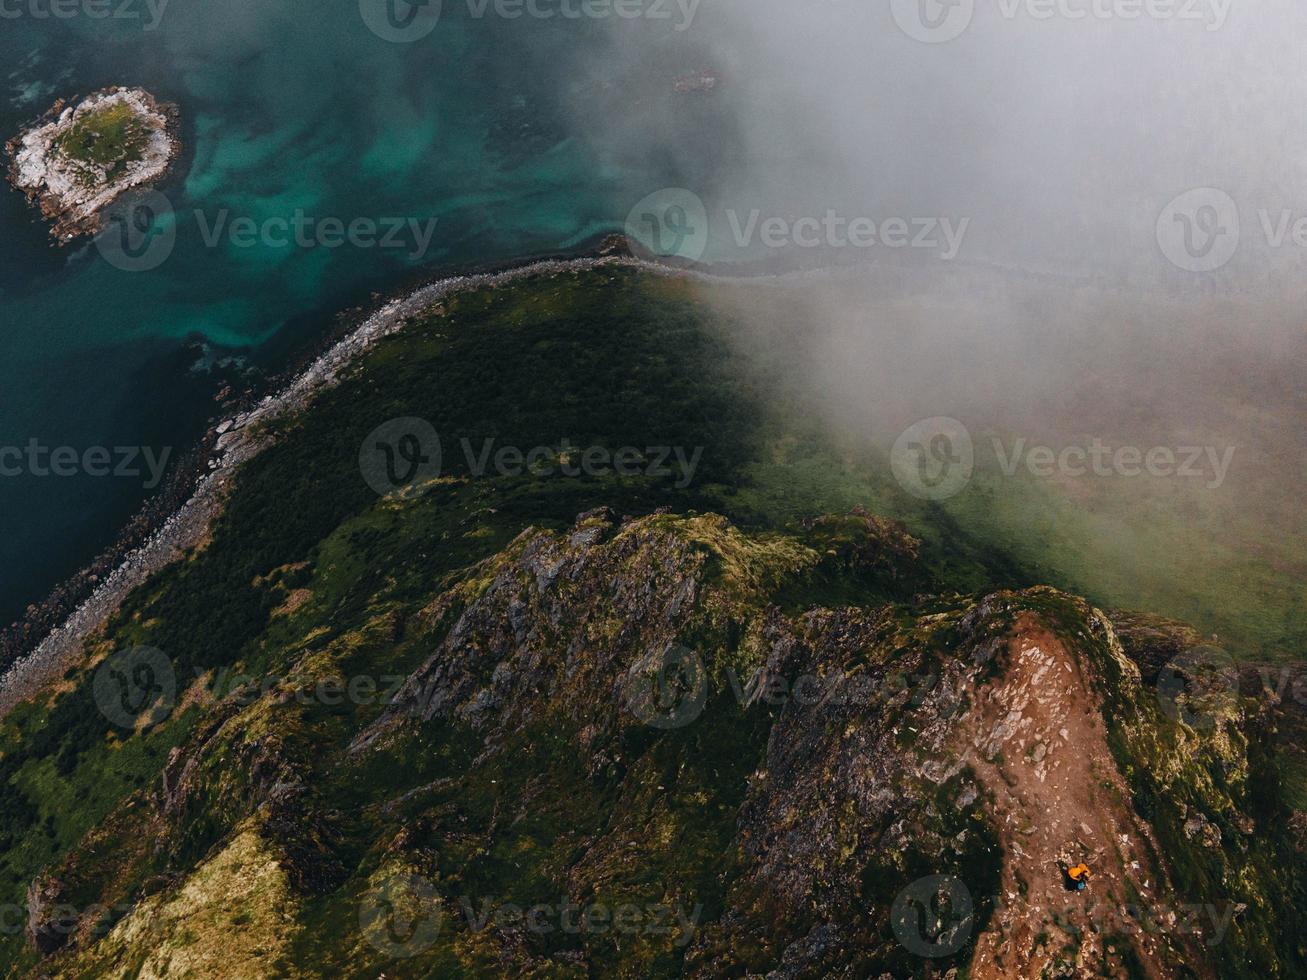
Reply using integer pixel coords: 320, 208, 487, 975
0, 268, 1302, 977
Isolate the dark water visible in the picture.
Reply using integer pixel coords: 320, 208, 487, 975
0, 4, 730, 625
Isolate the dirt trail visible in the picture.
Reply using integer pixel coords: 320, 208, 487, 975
958, 614, 1192, 979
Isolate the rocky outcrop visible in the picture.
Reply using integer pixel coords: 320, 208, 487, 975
6, 87, 179, 242
354, 508, 822, 751
10, 509, 1298, 977
26, 872, 75, 956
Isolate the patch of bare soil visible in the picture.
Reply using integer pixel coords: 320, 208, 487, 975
958, 614, 1200, 979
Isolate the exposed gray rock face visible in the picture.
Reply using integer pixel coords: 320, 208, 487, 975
27, 872, 75, 955
355, 508, 712, 747
7, 87, 178, 242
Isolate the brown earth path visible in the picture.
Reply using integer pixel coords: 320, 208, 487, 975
957, 614, 1200, 979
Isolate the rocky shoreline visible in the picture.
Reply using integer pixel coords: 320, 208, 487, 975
0, 251, 746, 717
0, 242, 1107, 716
0, 245, 1124, 700
6, 86, 180, 243
0, 237, 616, 672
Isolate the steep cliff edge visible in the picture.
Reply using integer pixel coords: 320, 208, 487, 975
3, 508, 1298, 978
0, 267, 1300, 977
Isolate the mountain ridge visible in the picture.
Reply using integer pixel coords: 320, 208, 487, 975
0, 265, 1300, 977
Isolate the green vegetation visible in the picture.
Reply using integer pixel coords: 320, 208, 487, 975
0, 267, 1300, 976
52, 102, 151, 185
940, 463, 1307, 661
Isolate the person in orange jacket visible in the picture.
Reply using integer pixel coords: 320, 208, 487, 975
1067, 863, 1092, 891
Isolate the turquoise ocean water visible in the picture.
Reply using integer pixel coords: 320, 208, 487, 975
0, 4, 729, 626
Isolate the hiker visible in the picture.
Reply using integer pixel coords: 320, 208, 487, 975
1066, 863, 1092, 891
